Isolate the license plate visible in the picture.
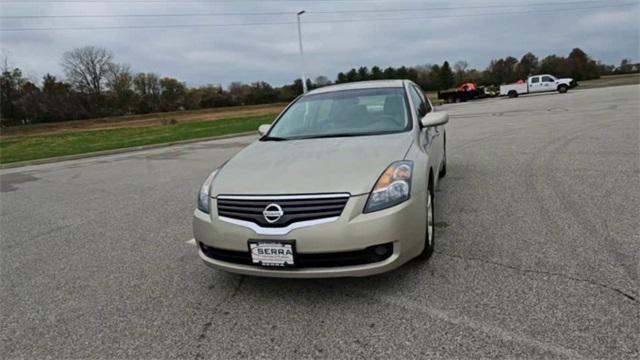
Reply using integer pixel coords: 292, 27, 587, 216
248, 240, 296, 267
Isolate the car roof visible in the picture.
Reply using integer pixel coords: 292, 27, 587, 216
305, 80, 407, 95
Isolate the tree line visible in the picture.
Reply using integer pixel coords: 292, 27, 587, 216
335, 48, 637, 91
1, 46, 637, 126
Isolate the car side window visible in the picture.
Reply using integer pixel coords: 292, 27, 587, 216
414, 86, 432, 113
409, 86, 430, 116
542, 76, 554, 82
531, 77, 540, 84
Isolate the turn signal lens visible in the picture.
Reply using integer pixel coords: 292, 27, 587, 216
364, 161, 413, 213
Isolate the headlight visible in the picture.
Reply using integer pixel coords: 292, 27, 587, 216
364, 160, 413, 213
197, 169, 218, 213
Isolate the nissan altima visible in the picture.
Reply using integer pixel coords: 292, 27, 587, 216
193, 80, 448, 278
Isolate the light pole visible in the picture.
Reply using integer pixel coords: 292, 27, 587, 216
296, 10, 307, 93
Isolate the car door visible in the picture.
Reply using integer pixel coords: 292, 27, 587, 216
529, 76, 543, 93
540, 75, 557, 92
409, 84, 443, 173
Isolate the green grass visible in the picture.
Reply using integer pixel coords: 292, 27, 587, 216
0, 114, 276, 164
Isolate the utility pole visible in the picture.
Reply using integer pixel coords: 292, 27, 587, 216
297, 10, 307, 93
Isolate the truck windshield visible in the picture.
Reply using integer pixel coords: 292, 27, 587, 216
263, 88, 411, 140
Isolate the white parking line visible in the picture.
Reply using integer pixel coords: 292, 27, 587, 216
186, 238, 196, 246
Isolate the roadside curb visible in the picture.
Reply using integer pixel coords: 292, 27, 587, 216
0, 131, 257, 170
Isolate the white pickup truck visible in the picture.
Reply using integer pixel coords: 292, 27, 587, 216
500, 74, 577, 98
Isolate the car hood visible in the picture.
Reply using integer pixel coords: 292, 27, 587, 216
557, 77, 574, 83
212, 132, 413, 196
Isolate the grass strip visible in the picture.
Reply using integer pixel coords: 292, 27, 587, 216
0, 114, 276, 164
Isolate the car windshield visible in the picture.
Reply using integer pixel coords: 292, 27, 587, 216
264, 87, 411, 140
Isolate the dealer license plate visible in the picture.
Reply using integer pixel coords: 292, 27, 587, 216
248, 240, 296, 267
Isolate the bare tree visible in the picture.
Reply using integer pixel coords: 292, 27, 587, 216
133, 72, 161, 112
453, 60, 469, 84
106, 63, 133, 93
453, 60, 468, 73
61, 46, 114, 95
106, 63, 135, 114
314, 75, 330, 86
1, 48, 14, 74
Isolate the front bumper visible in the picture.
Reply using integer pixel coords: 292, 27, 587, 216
192, 193, 426, 278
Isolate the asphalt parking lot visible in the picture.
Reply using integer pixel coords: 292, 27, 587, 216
1, 85, 638, 359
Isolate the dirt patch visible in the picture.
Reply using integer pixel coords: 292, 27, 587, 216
0, 103, 286, 139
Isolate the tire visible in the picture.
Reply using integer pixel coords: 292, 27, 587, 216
508, 90, 518, 98
419, 181, 435, 260
558, 85, 568, 94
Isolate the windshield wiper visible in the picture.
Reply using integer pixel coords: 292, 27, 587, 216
263, 133, 380, 141
293, 133, 368, 140
261, 136, 290, 141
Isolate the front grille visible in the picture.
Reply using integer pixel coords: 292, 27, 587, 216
199, 242, 393, 268
216, 194, 349, 227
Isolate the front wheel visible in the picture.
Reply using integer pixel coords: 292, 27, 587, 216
419, 184, 435, 260
558, 85, 568, 93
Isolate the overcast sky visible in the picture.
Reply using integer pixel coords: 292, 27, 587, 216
1, 0, 638, 87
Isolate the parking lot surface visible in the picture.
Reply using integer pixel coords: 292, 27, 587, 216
1, 85, 638, 359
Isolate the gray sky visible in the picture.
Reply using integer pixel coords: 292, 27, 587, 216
1, 0, 639, 87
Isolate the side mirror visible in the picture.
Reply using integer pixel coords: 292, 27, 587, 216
420, 111, 449, 127
258, 124, 271, 136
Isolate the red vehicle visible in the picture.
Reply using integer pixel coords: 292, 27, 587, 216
437, 82, 489, 103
